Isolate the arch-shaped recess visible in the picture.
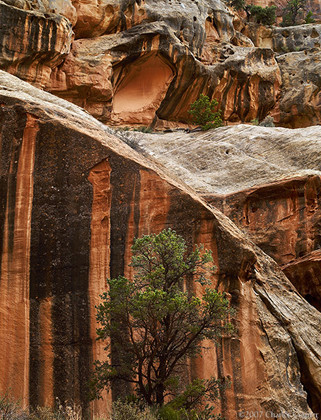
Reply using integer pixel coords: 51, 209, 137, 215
112, 53, 175, 125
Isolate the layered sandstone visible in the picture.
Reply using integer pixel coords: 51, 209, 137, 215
1, 71, 321, 417
0, 1, 73, 87
246, 23, 321, 52
0, 0, 283, 127
47, 21, 280, 126
122, 125, 321, 413
243, 24, 321, 127
0, 0, 320, 128
47, 0, 282, 127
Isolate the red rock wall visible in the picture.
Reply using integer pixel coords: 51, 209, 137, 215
0, 113, 38, 406
207, 175, 321, 414
1, 0, 320, 128
0, 2, 73, 88
208, 175, 321, 267
0, 78, 320, 417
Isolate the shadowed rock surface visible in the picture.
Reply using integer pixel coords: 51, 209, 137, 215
0, 71, 321, 417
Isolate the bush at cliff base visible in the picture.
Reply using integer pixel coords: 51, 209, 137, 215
188, 94, 223, 130
90, 228, 233, 418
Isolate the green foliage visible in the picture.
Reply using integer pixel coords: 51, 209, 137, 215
91, 229, 233, 413
259, 116, 275, 127
110, 400, 158, 420
281, 0, 306, 25
189, 95, 223, 130
249, 5, 276, 25
225, 0, 246, 11
132, 126, 153, 133
304, 10, 315, 23
161, 377, 229, 420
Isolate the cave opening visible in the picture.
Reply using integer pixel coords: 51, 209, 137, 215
112, 52, 175, 125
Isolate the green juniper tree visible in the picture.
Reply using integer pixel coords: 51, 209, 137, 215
90, 229, 232, 417
248, 5, 276, 25
226, 0, 246, 11
281, 0, 306, 25
189, 94, 223, 130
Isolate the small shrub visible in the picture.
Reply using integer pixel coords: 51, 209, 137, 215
132, 126, 153, 133
189, 94, 223, 130
110, 400, 158, 420
0, 395, 83, 420
259, 116, 275, 127
225, 0, 246, 11
158, 406, 181, 420
281, 0, 305, 26
305, 10, 315, 23
249, 5, 276, 25
0, 394, 29, 420
115, 126, 130, 132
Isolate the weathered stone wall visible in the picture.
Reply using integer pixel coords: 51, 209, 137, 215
0, 0, 320, 128
0, 1, 73, 87
121, 125, 321, 414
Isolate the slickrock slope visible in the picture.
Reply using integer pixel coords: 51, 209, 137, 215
1, 71, 321, 417
122, 125, 321, 195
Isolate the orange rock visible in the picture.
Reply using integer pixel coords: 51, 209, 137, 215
0, 2, 73, 88
71, 0, 122, 38
0, 0, 320, 128
0, 71, 320, 417
48, 22, 280, 126
125, 124, 321, 415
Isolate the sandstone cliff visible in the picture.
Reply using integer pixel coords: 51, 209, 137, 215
123, 125, 321, 414
0, 0, 320, 128
0, 71, 321, 418
1, 0, 321, 418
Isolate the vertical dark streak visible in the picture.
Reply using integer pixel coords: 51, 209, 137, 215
0, 108, 26, 274
109, 157, 139, 399
28, 121, 110, 413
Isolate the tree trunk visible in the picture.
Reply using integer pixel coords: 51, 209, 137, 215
155, 383, 165, 405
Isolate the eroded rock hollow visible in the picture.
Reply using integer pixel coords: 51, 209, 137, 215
1, 0, 320, 128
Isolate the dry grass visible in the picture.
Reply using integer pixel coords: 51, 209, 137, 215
0, 396, 158, 420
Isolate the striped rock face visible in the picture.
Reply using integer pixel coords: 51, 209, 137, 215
0, 71, 321, 418
0, 0, 283, 128
119, 125, 321, 416
0, 2, 73, 88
